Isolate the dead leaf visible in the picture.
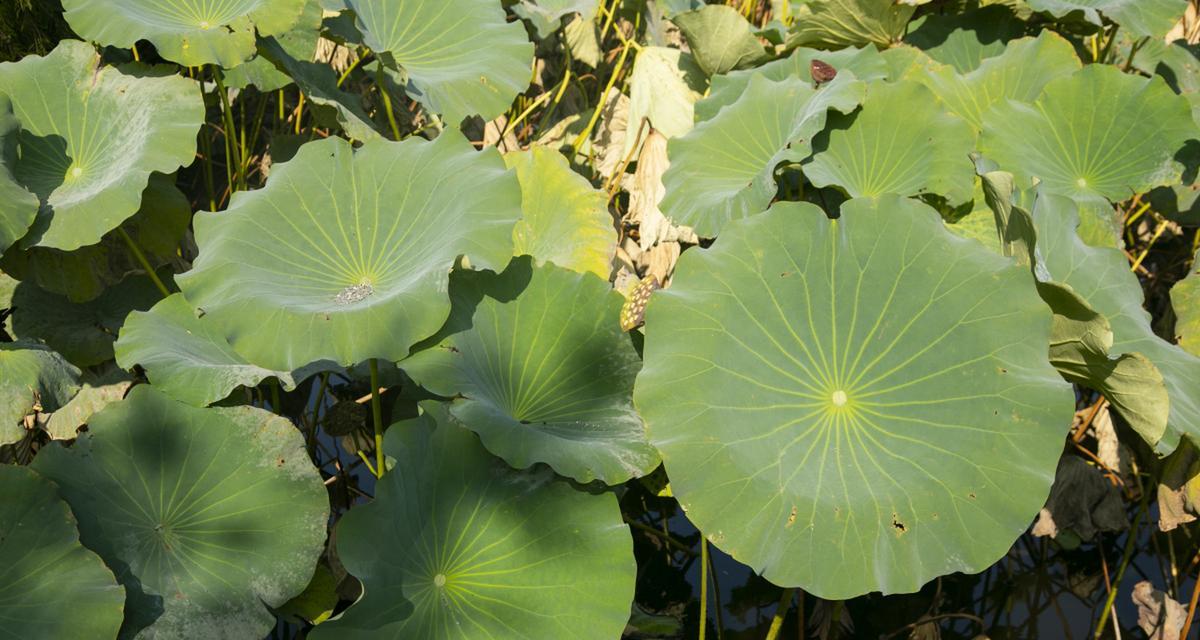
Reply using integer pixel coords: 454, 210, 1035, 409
1092, 404, 1121, 472
593, 88, 629, 178
1033, 456, 1127, 542
481, 114, 519, 152
628, 130, 670, 251
1158, 439, 1200, 531
1132, 581, 1186, 640
1031, 507, 1058, 538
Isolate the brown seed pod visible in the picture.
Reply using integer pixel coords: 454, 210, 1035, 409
620, 275, 661, 332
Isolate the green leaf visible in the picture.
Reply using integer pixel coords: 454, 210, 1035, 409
44, 364, 132, 440
912, 32, 1080, 130
661, 73, 865, 236
981, 63, 1196, 203
0, 173, 190, 303
804, 80, 977, 205
1149, 43, 1200, 226
0, 40, 204, 251
346, 0, 534, 124
0, 341, 81, 445
1025, 0, 1187, 39
905, 4, 1028, 73
504, 147, 616, 280
1175, 251, 1200, 355
310, 408, 636, 638
225, 0, 324, 92
674, 5, 768, 76
32, 385, 330, 639
61, 0, 307, 68
115, 293, 327, 407
176, 132, 520, 372
514, 0, 599, 37
787, 0, 917, 50
402, 259, 658, 484
697, 45, 888, 121
0, 96, 37, 255
0, 465, 124, 638
624, 46, 707, 157
633, 196, 1074, 599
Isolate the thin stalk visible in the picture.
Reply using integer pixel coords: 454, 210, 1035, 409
706, 543, 725, 639
1130, 216, 1170, 272
117, 227, 171, 298
368, 358, 385, 478
278, 88, 285, 122
270, 378, 282, 414
700, 539, 709, 640
1180, 551, 1200, 640
572, 40, 633, 154
1098, 24, 1119, 64
1094, 505, 1146, 638
131, 42, 140, 62
336, 49, 365, 87
764, 588, 794, 640
199, 124, 217, 211
375, 64, 402, 140
294, 91, 305, 134
212, 68, 242, 192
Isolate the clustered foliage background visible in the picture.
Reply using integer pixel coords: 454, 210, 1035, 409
2, 0, 1200, 638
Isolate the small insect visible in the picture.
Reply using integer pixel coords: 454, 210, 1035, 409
620, 275, 661, 332
810, 59, 837, 86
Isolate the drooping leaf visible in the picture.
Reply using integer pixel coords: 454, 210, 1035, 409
0, 341, 80, 445
32, 385, 330, 639
633, 196, 1074, 599
1172, 250, 1199, 355
310, 409, 636, 639
660, 73, 865, 236
0, 40, 204, 251
624, 46, 707, 157
904, 4, 1028, 73
980, 64, 1196, 203
402, 258, 658, 484
176, 132, 520, 372
61, 0, 307, 68
673, 5, 768, 76
913, 31, 1080, 130
503, 147, 616, 280
225, 0, 324, 92
804, 80, 977, 205
0, 465, 125, 638
564, 14, 602, 67
514, 0, 599, 37
1024, 0, 1187, 39
787, 0, 918, 50
43, 364, 132, 440
345, 0, 534, 124
115, 293, 328, 407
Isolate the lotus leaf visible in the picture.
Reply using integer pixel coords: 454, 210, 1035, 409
514, 0, 599, 37
1149, 43, 1200, 226
310, 409, 636, 639
1024, 0, 1186, 39
32, 385, 330, 639
224, 0, 323, 92
346, 0, 534, 124
787, 0, 917, 50
0, 40, 203, 251
804, 80, 977, 206
660, 73, 865, 236
402, 258, 658, 484
504, 147, 616, 279
61, 0, 308, 68
981, 64, 1196, 204
0, 465, 125, 638
0, 341, 81, 445
43, 365, 132, 440
0, 96, 37, 254
176, 131, 520, 372
1175, 252, 1199, 355
905, 5, 1027, 73
633, 196, 1074, 598
673, 5, 768, 77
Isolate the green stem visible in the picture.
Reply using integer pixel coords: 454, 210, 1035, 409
375, 63, 402, 140
212, 68, 240, 193
117, 227, 171, 298
699, 539, 709, 640
572, 40, 633, 154
764, 588, 794, 640
270, 378, 282, 415
1093, 504, 1145, 638
1098, 24, 1119, 65
369, 358, 385, 478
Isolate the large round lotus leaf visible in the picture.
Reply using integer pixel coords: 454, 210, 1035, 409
904, 5, 1027, 74
786, 0, 917, 50
804, 80, 977, 206
0, 173, 190, 303
981, 64, 1196, 204
633, 195, 1074, 599
0, 341, 81, 445
32, 385, 330, 639
0, 465, 125, 638
61, 0, 307, 68
176, 131, 521, 372
116, 293, 327, 407
224, 0, 323, 92
1024, 0, 1185, 39
309, 409, 636, 639
913, 32, 1080, 131
402, 258, 658, 484
503, 147, 616, 280
1175, 252, 1200, 356
345, 0, 534, 124
0, 96, 38, 255
0, 40, 204, 251
673, 5, 767, 76
697, 45, 888, 121
660, 74, 864, 237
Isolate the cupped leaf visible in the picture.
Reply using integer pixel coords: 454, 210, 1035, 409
0, 341, 81, 445
913, 31, 1080, 130
0, 96, 37, 255
624, 46, 707, 157
633, 196, 1074, 599
346, 0, 534, 124
61, 0, 307, 68
0, 40, 204, 251
402, 258, 657, 484
904, 4, 1027, 73
787, 0, 917, 50
32, 385, 330, 639
1025, 0, 1186, 39
115, 293, 327, 407
225, 0, 324, 92
176, 131, 520, 372
981, 64, 1196, 203
0, 465, 124, 638
310, 409, 636, 639
674, 5, 768, 76
1175, 252, 1199, 355
660, 73, 865, 236
804, 80, 977, 205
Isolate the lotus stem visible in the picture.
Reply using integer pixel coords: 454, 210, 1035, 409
764, 588, 794, 640
572, 38, 633, 155
699, 539, 709, 640
270, 378, 281, 415
369, 358, 385, 478
212, 67, 241, 192
117, 227, 171, 298
1093, 504, 1145, 638
375, 63, 402, 141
